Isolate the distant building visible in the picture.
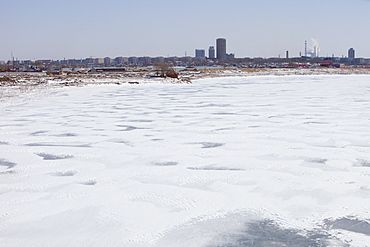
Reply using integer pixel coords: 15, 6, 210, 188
38, 60, 53, 66
165, 56, 178, 65
226, 53, 235, 60
94, 58, 104, 65
67, 59, 83, 66
339, 57, 349, 64
23, 60, 32, 66
348, 48, 355, 59
353, 58, 364, 65
85, 57, 93, 65
128, 57, 138, 65
153, 57, 165, 64
114, 57, 128, 65
138, 56, 152, 65
195, 49, 205, 59
209, 46, 215, 59
180, 56, 193, 63
216, 38, 226, 60
104, 57, 111, 65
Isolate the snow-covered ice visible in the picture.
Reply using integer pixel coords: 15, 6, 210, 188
1, 74, 370, 246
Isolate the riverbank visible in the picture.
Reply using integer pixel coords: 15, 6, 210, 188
1, 67, 370, 104
2, 67, 370, 85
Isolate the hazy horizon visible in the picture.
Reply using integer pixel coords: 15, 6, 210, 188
1, 0, 370, 61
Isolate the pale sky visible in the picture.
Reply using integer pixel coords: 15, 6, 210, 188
1, 0, 370, 61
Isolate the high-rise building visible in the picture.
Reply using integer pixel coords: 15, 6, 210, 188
216, 38, 226, 60
209, 46, 215, 59
348, 48, 355, 59
195, 49, 205, 58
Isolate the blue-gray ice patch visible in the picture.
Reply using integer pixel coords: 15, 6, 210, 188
355, 159, 370, 167
200, 142, 224, 148
187, 165, 243, 171
127, 119, 153, 123
211, 220, 347, 247
80, 180, 97, 186
56, 133, 78, 137
30, 130, 48, 136
305, 157, 328, 164
116, 125, 139, 131
25, 143, 91, 147
0, 158, 17, 168
51, 170, 77, 177
325, 217, 370, 235
36, 153, 73, 160
154, 161, 178, 166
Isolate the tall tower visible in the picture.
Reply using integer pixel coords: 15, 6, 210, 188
305, 40, 307, 57
209, 46, 215, 59
216, 38, 226, 60
348, 48, 355, 59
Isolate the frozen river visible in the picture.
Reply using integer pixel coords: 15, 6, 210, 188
1, 75, 370, 246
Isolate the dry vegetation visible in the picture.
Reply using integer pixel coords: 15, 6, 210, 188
1, 67, 370, 102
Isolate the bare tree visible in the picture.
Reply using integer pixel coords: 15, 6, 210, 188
153, 63, 178, 78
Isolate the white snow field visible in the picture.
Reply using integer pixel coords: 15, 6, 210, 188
1, 75, 370, 246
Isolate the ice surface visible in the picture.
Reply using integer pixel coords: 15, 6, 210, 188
1, 75, 370, 246
325, 217, 370, 236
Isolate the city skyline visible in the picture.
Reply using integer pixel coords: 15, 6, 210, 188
1, 0, 370, 61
